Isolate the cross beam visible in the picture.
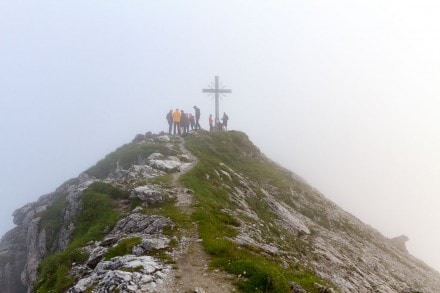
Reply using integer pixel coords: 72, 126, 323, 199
202, 76, 231, 124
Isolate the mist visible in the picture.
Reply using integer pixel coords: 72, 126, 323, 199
1, 1, 440, 272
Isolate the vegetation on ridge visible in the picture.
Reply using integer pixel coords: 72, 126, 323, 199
35, 182, 127, 292
182, 131, 335, 292
33, 131, 339, 292
86, 141, 174, 179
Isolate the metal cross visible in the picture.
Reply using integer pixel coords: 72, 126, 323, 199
202, 76, 232, 125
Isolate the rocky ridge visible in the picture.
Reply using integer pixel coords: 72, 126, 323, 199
0, 131, 438, 292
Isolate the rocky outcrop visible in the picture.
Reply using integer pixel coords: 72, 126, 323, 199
69, 213, 174, 292
389, 234, 410, 253
69, 255, 171, 293
0, 227, 27, 293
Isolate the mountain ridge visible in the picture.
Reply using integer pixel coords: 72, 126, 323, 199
0, 130, 438, 292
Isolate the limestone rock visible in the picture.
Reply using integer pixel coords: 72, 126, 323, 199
108, 165, 164, 181
148, 159, 182, 172
290, 281, 306, 293
147, 153, 164, 160
69, 255, 171, 293
130, 185, 163, 205
389, 235, 409, 253
112, 214, 173, 235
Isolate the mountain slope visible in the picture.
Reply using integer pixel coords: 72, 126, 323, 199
0, 131, 439, 292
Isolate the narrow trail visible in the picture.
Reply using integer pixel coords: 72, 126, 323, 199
157, 137, 236, 293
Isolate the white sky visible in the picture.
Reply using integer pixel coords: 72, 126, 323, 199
1, 0, 440, 272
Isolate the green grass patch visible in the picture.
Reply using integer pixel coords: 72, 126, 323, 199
87, 181, 129, 200
120, 266, 143, 273
105, 237, 142, 260
39, 192, 68, 251
145, 173, 173, 188
35, 184, 122, 292
35, 248, 88, 293
137, 193, 192, 232
86, 141, 174, 179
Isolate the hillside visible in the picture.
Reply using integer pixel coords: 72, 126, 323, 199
0, 130, 439, 292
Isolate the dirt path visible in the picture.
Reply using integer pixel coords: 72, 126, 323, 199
157, 137, 236, 293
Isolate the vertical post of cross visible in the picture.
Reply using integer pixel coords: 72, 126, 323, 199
215, 76, 219, 124
202, 76, 232, 131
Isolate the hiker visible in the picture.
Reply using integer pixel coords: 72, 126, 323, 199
173, 108, 181, 135
181, 110, 188, 135
166, 110, 173, 134
186, 113, 191, 133
222, 112, 229, 131
193, 105, 201, 130
189, 113, 195, 130
209, 114, 213, 131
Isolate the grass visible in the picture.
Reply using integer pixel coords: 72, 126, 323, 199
105, 237, 142, 260
181, 131, 336, 292
86, 141, 175, 179
35, 183, 124, 292
144, 173, 173, 188
39, 191, 68, 251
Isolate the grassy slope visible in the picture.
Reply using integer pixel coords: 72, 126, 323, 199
35, 182, 127, 292
181, 131, 335, 292
34, 139, 184, 292
34, 132, 335, 292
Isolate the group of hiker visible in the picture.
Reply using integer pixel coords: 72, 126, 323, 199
166, 106, 229, 135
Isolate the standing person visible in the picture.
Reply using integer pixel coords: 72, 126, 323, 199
173, 108, 181, 135
166, 110, 173, 134
181, 110, 188, 135
222, 112, 229, 131
189, 113, 195, 130
193, 105, 201, 130
208, 114, 213, 131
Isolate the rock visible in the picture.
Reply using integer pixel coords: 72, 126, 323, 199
132, 134, 145, 143
147, 153, 164, 160
70, 255, 171, 293
389, 235, 409, 253
139, 237, 170, 252
85, 246, 107, 269
130, 185, 163, 205
194, 287, 206, 293
108, 165, 164, 181
401, 288, 422, 293
314, 282, 335, 293
178, 154, 192, 162
148, 159, 182, 172
100, 236, 119, 247
156, 135, 171, 142
112, 214, 173, 235
132, 206, 143, 213
290, 281, 306, 293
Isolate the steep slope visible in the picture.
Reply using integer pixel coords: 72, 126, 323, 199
0, 131, 438, 292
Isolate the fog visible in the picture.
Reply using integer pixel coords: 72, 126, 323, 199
1, 1, 440, 272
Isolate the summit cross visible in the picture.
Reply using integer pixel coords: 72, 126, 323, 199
202, 76, 232, 125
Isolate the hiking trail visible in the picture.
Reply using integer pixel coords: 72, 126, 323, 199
157, 137, 236, 293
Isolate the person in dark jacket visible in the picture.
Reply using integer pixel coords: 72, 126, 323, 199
181, 110, 189, 134
193, 105, 201, 130
166, 110, 173, 134
222, 112, 229, 131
